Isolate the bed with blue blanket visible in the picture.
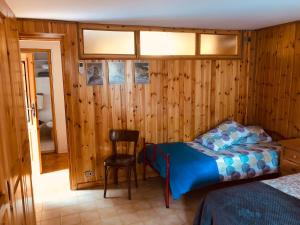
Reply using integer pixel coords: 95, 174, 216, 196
139, 121, 281, 207
193, 173, 300, 225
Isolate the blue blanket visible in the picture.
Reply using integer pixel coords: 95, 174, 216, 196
193, 182, 300, 225
140, 142, 219, 199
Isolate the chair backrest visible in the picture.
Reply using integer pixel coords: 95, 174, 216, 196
109, 130, 139, 157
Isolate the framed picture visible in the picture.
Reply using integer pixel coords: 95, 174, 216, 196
135, 62, 150, 84
86, 62, 103, 85
108, 62, 125, 84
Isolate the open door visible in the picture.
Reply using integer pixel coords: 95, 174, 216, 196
21, 53, 42, 174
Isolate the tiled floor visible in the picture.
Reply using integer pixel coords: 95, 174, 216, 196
40, 137, 55, 153
34, 170, 201, 225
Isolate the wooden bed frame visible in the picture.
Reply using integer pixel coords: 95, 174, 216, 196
142, 129, 284, 208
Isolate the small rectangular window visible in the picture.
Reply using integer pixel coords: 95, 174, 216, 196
83, 29, 135, 55
140, 31, 195, 56
200, 34, 238, 56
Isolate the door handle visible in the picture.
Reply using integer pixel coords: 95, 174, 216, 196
27, 103, 36, 117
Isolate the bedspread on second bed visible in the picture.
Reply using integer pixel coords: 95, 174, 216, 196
193, 181, 300, 225
140, 141, 280, 199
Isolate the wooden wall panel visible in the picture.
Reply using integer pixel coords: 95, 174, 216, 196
17, 19, 254, 187
288, 22, 300, 136
247, 22, 300, 138
17, 19, 80, 189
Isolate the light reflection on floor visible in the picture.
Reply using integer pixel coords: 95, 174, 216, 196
33, 169, 199, 225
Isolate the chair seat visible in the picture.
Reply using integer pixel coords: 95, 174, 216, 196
104, 154, 135, 167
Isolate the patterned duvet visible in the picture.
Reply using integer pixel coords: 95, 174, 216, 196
187, 142, 280, 182
141, 141, 280, 199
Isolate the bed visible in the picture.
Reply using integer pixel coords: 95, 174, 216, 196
140, 140, 281, 208
193, 173, 300, 225
139, 122, 283, 208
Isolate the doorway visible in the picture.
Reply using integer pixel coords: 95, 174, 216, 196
27, 50, 57, 153
20, 41, 69, 175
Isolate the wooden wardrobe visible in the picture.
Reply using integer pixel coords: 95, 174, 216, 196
0, 1, 36, 225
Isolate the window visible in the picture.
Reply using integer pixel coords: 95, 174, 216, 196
79, 24, 242, 59
200, 34, 239, 56
140, 31, 195, 56
82, 29, 135, 55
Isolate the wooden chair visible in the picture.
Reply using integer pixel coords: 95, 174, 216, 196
103, 129, 139, 200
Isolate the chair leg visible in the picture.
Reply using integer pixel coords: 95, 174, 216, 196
134, 164, 138, 188
104, 166, 108, 198
127, 167, 131, 200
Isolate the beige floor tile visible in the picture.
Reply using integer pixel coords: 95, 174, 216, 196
176, 209, 195, 224
95, 199, 114, 209
78, 202, 98, 212
131, 201, 152, 211
77, 195, 98, 204
35, 205, 43, 213
41, 209, 62, 220
97, 207, 118, 219
100, 216, 122, 225
61, 214, 81, 225
82, 220, 103, 225
60, 206, 81, 216
40, 217, 61, 225
154, 207, 177, 217
143, 217, 164, 225
130, 222, 145, 225
43, 204, 63, 212
33, 169, 200, 225
80, 211, 101, 222
120, 212, 142, 225
35, 211, 42, 222
112, 197, 135, 206
161, 214, 185, 225
136, 208, 158, 222
115, 204, 136, 215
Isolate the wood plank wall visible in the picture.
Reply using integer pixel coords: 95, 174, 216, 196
247, 22, 300, 138
17, 19, 255, 188
17, 19, 80, 189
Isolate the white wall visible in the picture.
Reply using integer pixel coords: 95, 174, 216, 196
36, 77, 52, 122
20, 40, 68, 153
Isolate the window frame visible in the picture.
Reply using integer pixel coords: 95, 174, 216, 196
198, 32, 242, 59
79, 24, 138, 59
139, 30, 197, 58
79, 24, 243, 59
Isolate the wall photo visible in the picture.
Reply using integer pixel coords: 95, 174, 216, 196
86, 62, 103, 85
135, 62, 150, 84
108, 62, 125, 84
